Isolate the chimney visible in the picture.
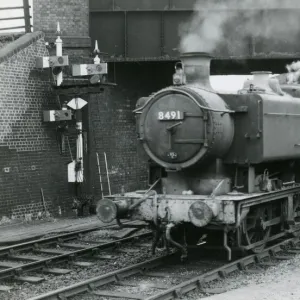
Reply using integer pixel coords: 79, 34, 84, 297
251, 71, 273, 93
180, 52, 213, 90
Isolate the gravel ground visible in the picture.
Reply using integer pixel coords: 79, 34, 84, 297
182, 254, 300, 300
72, 252, 300, 300
198, 255, 300, 300
0, 237, 161, 300
71, 257, 226, 300
81, 228, 151, 243
4, 230, 300, 300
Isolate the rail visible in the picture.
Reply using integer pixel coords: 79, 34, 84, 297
0, 229, 151, 281
0, 0, 32, 33
28, 234, 300, 300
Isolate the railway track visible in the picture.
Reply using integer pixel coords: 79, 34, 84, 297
0, 220, 144, 256
26, 233, 300, 300
0, 221, 151, 291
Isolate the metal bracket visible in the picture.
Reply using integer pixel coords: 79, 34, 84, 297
235, 106, 248, 113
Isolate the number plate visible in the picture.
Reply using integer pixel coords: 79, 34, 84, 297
157, 111, 184, 121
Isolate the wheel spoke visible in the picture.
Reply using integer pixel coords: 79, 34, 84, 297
242, 205, 272, 253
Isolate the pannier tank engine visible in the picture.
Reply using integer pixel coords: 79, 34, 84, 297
97, 52, 300, 261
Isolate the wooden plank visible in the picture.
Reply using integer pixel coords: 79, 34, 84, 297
0, 261, 22, 268
291, 247, 300, 251
72, 261, 94, 267
15, 276, 45, 283
116, 280, 168, 290
287, 249, 300, 254
258, 262, 277, 267
274, 255, 294, 260
243, 269, 262, 274
35, 248, 70, 255
58, 243, 91, 250
202, 288, 227, 294
80, 239, 109, 244
142, 271, 192, 279
0, 285, 13, 292
142, 272, 169, 278
110, 228, 139, 239
9, 254, 43, 261
43, 268, 71, 275
116, 248, 141, 254
93, 255, 115, 260
92, 290, 144, 299
137, 243, 152, 248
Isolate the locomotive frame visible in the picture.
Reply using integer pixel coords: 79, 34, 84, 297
103, 182, 300, 260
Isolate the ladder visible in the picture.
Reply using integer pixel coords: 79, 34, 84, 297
96, 151, 111, 198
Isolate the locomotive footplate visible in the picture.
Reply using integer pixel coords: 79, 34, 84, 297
97, 185, 300, 260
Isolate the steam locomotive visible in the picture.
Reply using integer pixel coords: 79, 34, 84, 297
97, 52, 300, 260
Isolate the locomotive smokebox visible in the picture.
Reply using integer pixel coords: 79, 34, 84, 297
180, 52, 213, 90
136, 51, 234, 170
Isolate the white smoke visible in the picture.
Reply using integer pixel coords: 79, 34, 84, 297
179, 0, 300, 53
286, 61, 300, 84
286, 61, 300, 73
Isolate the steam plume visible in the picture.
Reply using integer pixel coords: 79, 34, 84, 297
179, 0, 300, 53
286, 61, 300, 84
286, 61, 300, 73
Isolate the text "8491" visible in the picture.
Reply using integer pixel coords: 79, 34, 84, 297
157, 111, 183, 120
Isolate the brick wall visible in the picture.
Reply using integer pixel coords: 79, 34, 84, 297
33, 0, 92, 85
88, 62, 174, 197
0, 32, 76, 219
33, 0, 91, 50
0, 0, 176, 217
33, 0, 89, 37
88, 90, 148, 196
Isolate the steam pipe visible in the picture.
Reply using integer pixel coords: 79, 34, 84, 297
128, 178, 160, 210
223, 228, 232, 261
165, 223, 187, 261
133, 87, 235, 114
129, 190, 157, 210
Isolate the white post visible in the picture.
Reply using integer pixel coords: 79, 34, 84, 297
94, 40, 100, 64
55, 22, 63, 86
67, 98, 87, 183
76, 122, 84, 182
75, 98, 83, 183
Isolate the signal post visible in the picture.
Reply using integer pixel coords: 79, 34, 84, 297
36, 22, 115, 203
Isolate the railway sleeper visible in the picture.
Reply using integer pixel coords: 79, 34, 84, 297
202, 287, 227, 295
92, 290, 144, 299
42, 267, 71, 275
35, 248, 71, 255
0, 285, 13, 292
273, 255, 295, 260
8, 254, 45, 262
71, 261, 94, 267
115, 280, 169, 290
0, 261, 23, 268
15, 275, 45, 284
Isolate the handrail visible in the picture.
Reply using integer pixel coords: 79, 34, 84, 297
0, 0, 32, 33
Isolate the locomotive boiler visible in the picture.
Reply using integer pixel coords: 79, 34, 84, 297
97, 52, 300, 260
